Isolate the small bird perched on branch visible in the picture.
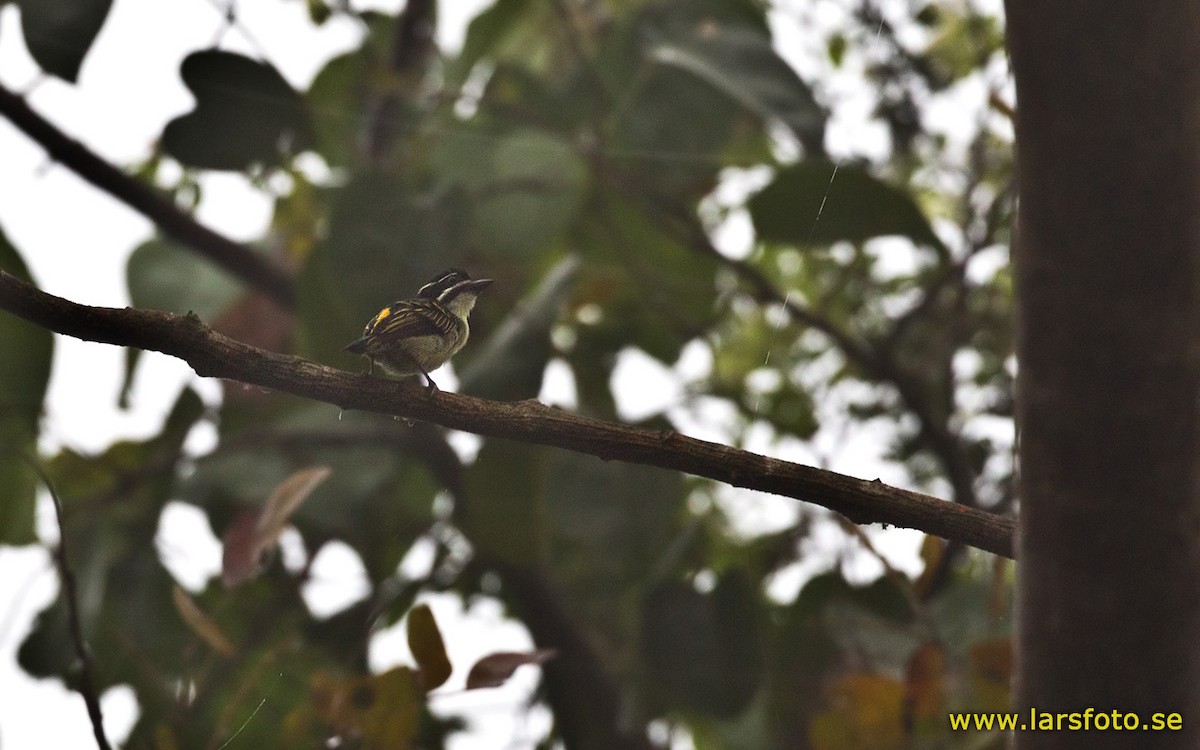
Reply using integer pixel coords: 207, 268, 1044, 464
344, 268, 493, 390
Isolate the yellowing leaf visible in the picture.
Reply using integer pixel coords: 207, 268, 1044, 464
309, 667, 422, 750
905, 643, 946, 725
465, 649, 557, 690
989, 557, 1011, 619
361, 667, 422, 750
406, 604, 452, 691
913, 535, 945, 599
969, 637, 1012, 712
809, 674, 906, 750
171, 585, 236, 657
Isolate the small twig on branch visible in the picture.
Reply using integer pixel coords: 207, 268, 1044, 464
0, 271, 1015, 558
25, 459, 113, 750
0, 84, 295, 309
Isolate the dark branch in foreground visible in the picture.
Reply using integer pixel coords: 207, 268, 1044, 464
26, 459, 113, 750
0, 84, 295, 309
0, 271, 1015, 558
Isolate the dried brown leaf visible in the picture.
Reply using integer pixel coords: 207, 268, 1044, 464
465, 649, 557, 690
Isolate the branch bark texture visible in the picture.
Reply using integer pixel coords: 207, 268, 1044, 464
0, 271, 1015, 558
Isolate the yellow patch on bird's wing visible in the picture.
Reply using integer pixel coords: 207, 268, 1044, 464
366, 306, 392, 333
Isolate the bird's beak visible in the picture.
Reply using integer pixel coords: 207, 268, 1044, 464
467, 278, 494, 292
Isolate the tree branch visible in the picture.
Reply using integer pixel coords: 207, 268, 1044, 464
26, 459, 113, 750
0, 84, 296, 309
0, 271, 1015, 558
664, 202, 983, 508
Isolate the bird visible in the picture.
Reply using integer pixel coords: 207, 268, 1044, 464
343, 268, 493, 390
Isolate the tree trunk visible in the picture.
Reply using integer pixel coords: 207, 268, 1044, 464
1008, 2, 1200, 746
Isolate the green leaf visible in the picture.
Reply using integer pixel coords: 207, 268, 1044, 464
123, 237, 246, 402
407, 604, 452, 690
541, 452, 688, 666
184, 404, 439, 581
450, 0, 552, 84
795, 571, 915, 624
126, 237, 246, 318
19, 389, 205, 688
459, 255, 581, 400
647, 22, 825, 151
163, 50, 311, 171
749, 161, 946, 253
0, 230, 51, 436
0, 228, 52, 545
925, 7, 1005, 85
575, 192, 720, 365
16, 0, 112, 82
642, 569, 765, 717
297, 172, 472, 367
0, 426, 37, 545
306, 14, 395, 169
461, 438, 546, 568
472, 130, 589, 256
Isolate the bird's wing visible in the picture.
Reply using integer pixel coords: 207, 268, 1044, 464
371, 300, 457, 338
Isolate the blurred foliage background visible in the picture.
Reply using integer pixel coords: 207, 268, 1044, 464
0, 0, 1016, 748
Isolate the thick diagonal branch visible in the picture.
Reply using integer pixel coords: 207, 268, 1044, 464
0, 84, 295, 308
0, 271, 1015, 557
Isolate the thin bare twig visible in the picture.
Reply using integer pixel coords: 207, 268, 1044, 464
25, 458, 113, 750
0, 271, 1015, 557
0, 84, 295, 308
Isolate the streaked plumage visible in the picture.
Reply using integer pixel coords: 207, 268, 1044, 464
344, 269, 493, 389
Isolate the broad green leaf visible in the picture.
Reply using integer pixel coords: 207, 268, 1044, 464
17, 0, 112, 82
184, 404, 439, 580
642, 569, 764, 717
459, 255, 581, 400
407, 604, 452, 690
794, 571, 915, 625
306, 14, 395, 169
574, 192, 719, 365
163, 50, 311, 170
749, 162, 947, 253
451, 0, 555, 83
19, 389, 204, 688
647, 22, 825, 151
297, 172, 471, 367
608, 61, 745, 187
126, 237, 246, 319
472, 130, 589, 256
0, 228, 52, 545
462, 438, 546, 568
541, 452, 687, 671
0, 424, 36, 545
